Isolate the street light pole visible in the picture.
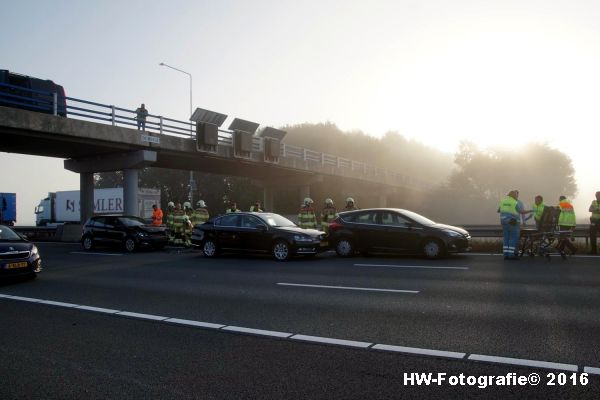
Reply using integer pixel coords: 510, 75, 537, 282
159, 62, 194, 205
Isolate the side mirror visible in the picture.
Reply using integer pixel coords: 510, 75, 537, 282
257, 224, 267, 232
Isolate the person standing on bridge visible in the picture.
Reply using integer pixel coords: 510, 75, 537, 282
151, 204, 163, 226
589, 191, 600, 254
135, 103, 148, 131
498, 190, 524, 260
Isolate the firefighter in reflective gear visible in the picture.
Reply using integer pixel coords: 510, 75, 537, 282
498, 190, 523, 260
192, 200, 210, 226
183, 202, 194, 247
589, 191, 600, 254
557, 195, 577, 255
320, 198, 338, 234
343, 197, 358, 212
171, 203, 186, 245
298, 198, 317, 229
226, 201, 241, 213
532, 195, 544, 230
250, 201, 263, 212
166, 201, 175, 242
151, 204, 163, 226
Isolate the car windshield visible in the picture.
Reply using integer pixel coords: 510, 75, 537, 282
118, 217, 147, 227
0, 225, 22, 241
262, 214, 296, 227
398, 209, 436, 226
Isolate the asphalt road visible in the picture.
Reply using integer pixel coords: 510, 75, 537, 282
1, 243, 599, 399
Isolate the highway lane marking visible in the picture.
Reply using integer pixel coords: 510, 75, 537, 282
468, 354, 578, 372
70, 251, 124, 256
584, 366, 600, 375
222, 326, 293, 338
1, 293, 596, 374
373, 344, 465, 359
116, 311, 169, 321
276, 283, 419, 294
354, 264, 468, 270
291, 334, 372, 348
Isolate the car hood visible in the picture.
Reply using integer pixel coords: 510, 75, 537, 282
0, 242, 32, 253
276, 226, 325, 237
139, 225, 166, 233
429, 223, 469, 236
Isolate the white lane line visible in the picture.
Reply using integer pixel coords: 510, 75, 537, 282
468, 354, 578, 372
222, 326, 293, 338
291, 334, 372, 348
0, 293, 593, 374
76, 305, 120, 314
38, 300, 79, 308
165, 318, 225, 329
116, 311, 169, 321
373, 344, 466, 359
354, 264, 468, 270
70, 252, 123, 256
3, 295, 41, 303
277, 283, 419, 294
584, 367, 600, 375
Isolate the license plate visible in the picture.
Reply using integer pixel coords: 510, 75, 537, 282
320, 241, 328, 247
6, 261, 28, 269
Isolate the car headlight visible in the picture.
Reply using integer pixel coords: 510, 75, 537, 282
444, 230, 463, 237
30, 245, 39, 256
294, 235, 314, 242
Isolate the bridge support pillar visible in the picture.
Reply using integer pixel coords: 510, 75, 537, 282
80, 172, 94, 224
124, 169, 139, 217
263, 186, 274, 212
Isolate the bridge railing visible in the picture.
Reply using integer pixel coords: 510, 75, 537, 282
0, 82, 433, 190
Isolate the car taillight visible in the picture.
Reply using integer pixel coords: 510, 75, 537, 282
328, 220, 342, 232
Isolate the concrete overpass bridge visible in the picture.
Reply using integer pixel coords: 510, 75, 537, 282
0, 89, 432, 222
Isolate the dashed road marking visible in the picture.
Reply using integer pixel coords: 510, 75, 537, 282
468, 354, 578, 372
277, 283, 419, 294
0, 293, 595, 374
354, 264, 468, 270
70, 251, 123, 256
373, 344, 465, 359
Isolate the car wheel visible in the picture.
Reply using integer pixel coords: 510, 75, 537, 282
335, 238, 355, 257
123, 237, 137, 253
202, 239, 218, 257
273, 241, 291, 261
422, 239, 445, 259
82, 235, 94, 251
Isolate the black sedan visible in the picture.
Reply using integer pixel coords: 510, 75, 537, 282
328, 208, 471, 259
0, 224, 42, 280
81, 215, 168, 252
191, 212, 328, 261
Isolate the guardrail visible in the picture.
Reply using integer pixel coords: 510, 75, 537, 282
0, 82, 432, 190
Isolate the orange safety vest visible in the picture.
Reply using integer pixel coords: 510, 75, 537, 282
152, 208, 164, 226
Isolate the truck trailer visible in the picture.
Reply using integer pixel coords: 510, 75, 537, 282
34, 188, 160, 226
0, 193, 17, 225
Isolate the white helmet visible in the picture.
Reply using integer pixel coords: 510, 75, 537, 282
325, 198, 334, 206
183, 201, 192, 209
183, 215, 190, 222
304, 197, 313, 206
167, 201, 175, 208
346, 197, 355, 204
197, 200, 206, 208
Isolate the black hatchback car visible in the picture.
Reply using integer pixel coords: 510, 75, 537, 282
81, 215, 168, 252
191, 212, 328, 261
328, 208, 471, 259
0, 225, 42, 280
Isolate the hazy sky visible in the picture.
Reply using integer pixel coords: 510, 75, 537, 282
1, 0, 599, 224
